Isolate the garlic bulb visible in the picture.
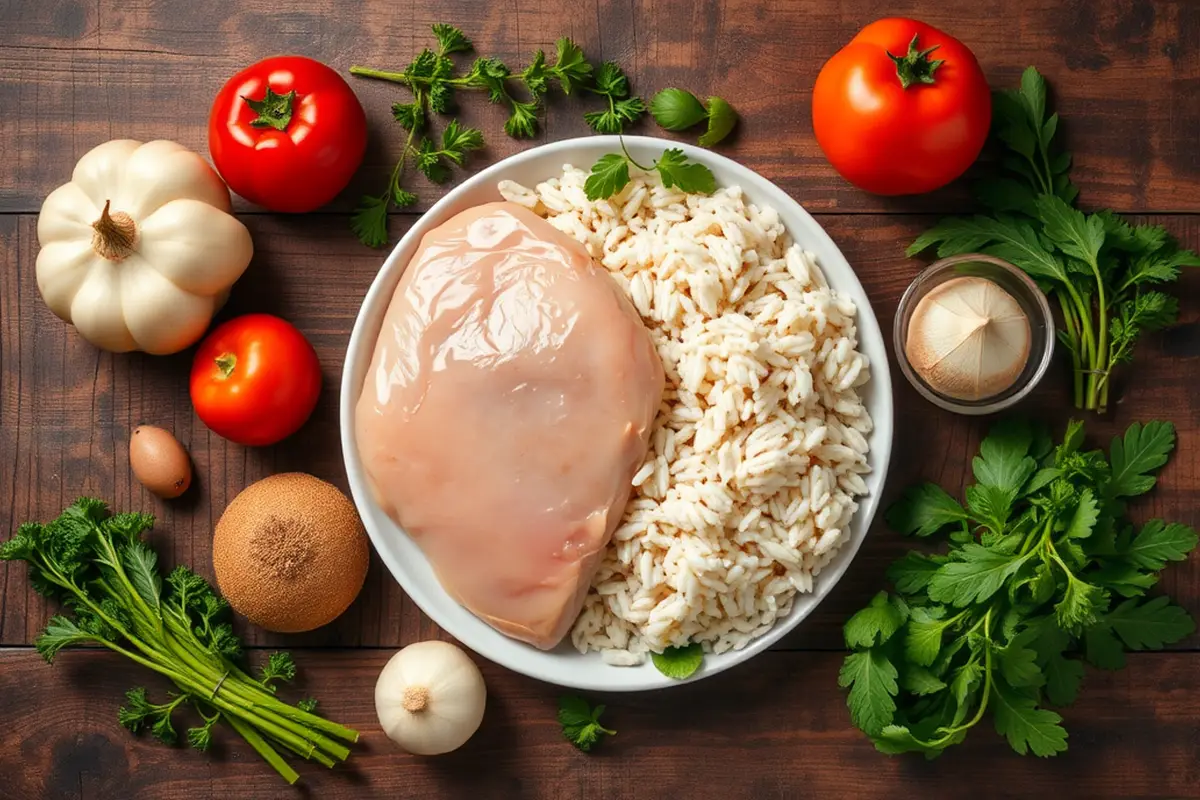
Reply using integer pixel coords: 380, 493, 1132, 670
905, 276, 1031, 401
375, 641, 486, 755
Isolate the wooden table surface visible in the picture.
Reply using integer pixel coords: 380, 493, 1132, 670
2, 1, 1199, 797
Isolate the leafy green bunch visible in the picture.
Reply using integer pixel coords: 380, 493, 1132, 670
349, 24, 644, 246
0, 499, 357, 784
909, 67, 1199, 412
840, 419, 1197, 758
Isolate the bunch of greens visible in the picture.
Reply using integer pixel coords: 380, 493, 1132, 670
349, 24, 642, 245
0, 499, 358, 784
839, 418, 1197, 758
909, 67, 1198, 413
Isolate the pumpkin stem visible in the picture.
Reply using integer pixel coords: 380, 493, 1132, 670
91, 199, 138, 261
401, 686, 429, 713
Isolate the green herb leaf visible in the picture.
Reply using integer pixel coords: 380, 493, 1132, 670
991, 678, 1068, 756
1065, 489, 1099, 539
844, 591, 906, 649
839, 649, 898, 737
1105, 596, 1196, 650
886, 552, 944, 593
886, 483, 969, 538
583, 153, 631, 200
593, 62, 630, 97
1042, 653, 1085, 706
351, 195, 392, 248
504, 100, 539, 138
928, 544, 1031, 607
654, 148, 715, 194
549, 38, 592, 93
259, 651, 297, 689
297, 697, 319, 713
649, 88, 709, 131
904, 606, 948, 667
900, 666, 946, 696
651, 642, 704, 680
1083, 624, 1126, 670
557, 695, 615, 752
698, 97, 737, 147
1107, 421, 1175, 498
432, 23, 473, 55
1118, 520, 1199, 570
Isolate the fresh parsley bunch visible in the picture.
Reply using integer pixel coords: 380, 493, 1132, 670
910, 67, 1199, 412
840, 418, 1197, 758
0, 499, 357, 784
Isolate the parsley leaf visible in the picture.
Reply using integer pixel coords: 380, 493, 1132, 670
886, 483, 969, 537
928, 543, 1032, 606
650, 88, 709, 130
557, 695, 615, 752
432, 23, 472, 55
655, 148, 716, 193
651, 642, 704, 680
904, 606, 949, 667
991, 678, 1068, 757
886, 552, 945, 594
351, 195, 392, 249
1105, 596, 1196, 650
838, 649, 898, 737
583, 153, 631, 200
1118, 520, 1199, 570
844, 592, 907, 649
1107, 421, 1175, 498
698, 97, 738, 147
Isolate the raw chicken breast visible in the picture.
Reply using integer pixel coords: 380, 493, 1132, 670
355, 201, 664, 650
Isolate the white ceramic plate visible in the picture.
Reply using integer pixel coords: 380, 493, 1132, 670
340, 136, 894, 692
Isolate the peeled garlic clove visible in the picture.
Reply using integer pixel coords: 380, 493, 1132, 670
905, 276, 1031, 401
375, 641, 486, 756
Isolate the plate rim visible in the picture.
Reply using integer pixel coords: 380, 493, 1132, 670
339, 134, 895, 692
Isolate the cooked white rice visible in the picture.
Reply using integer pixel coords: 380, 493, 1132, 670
498, 166, 873, 665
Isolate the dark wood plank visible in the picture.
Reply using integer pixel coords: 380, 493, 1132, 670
1, 0, 1199, 216
3, 213, 1198, 651
0, 646, 1198, 798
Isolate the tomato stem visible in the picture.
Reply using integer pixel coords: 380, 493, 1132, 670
887, 34, 945, 90
243, 87, 296, 132
214, 353, 237, 380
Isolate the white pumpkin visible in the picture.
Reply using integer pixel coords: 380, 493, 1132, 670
36, 139, 254, 355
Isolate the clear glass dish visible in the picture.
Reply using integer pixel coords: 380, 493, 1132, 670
893, 253, 1055, 416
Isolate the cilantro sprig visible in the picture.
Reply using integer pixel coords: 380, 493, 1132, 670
584, 139, 716, 201
557, 695, 615, 752
0, 499, 359, 784
909, 66, 1199, 412
349, 25, 654, 246
841, 418, 1197, 759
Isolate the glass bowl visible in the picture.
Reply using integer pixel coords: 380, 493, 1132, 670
894, 253, 1055, 415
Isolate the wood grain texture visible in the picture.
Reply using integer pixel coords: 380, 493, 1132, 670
1, 0, 1199, 217
0, 647, 1198, 799
2, 213, 1198, 651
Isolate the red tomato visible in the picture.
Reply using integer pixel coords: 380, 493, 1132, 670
190, 314, 322, 447
812, 18, 991, 195
208, 56, 367, 213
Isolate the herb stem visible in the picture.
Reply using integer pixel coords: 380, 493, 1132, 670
347, 66, 410, 84
618, 136, 654, 172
